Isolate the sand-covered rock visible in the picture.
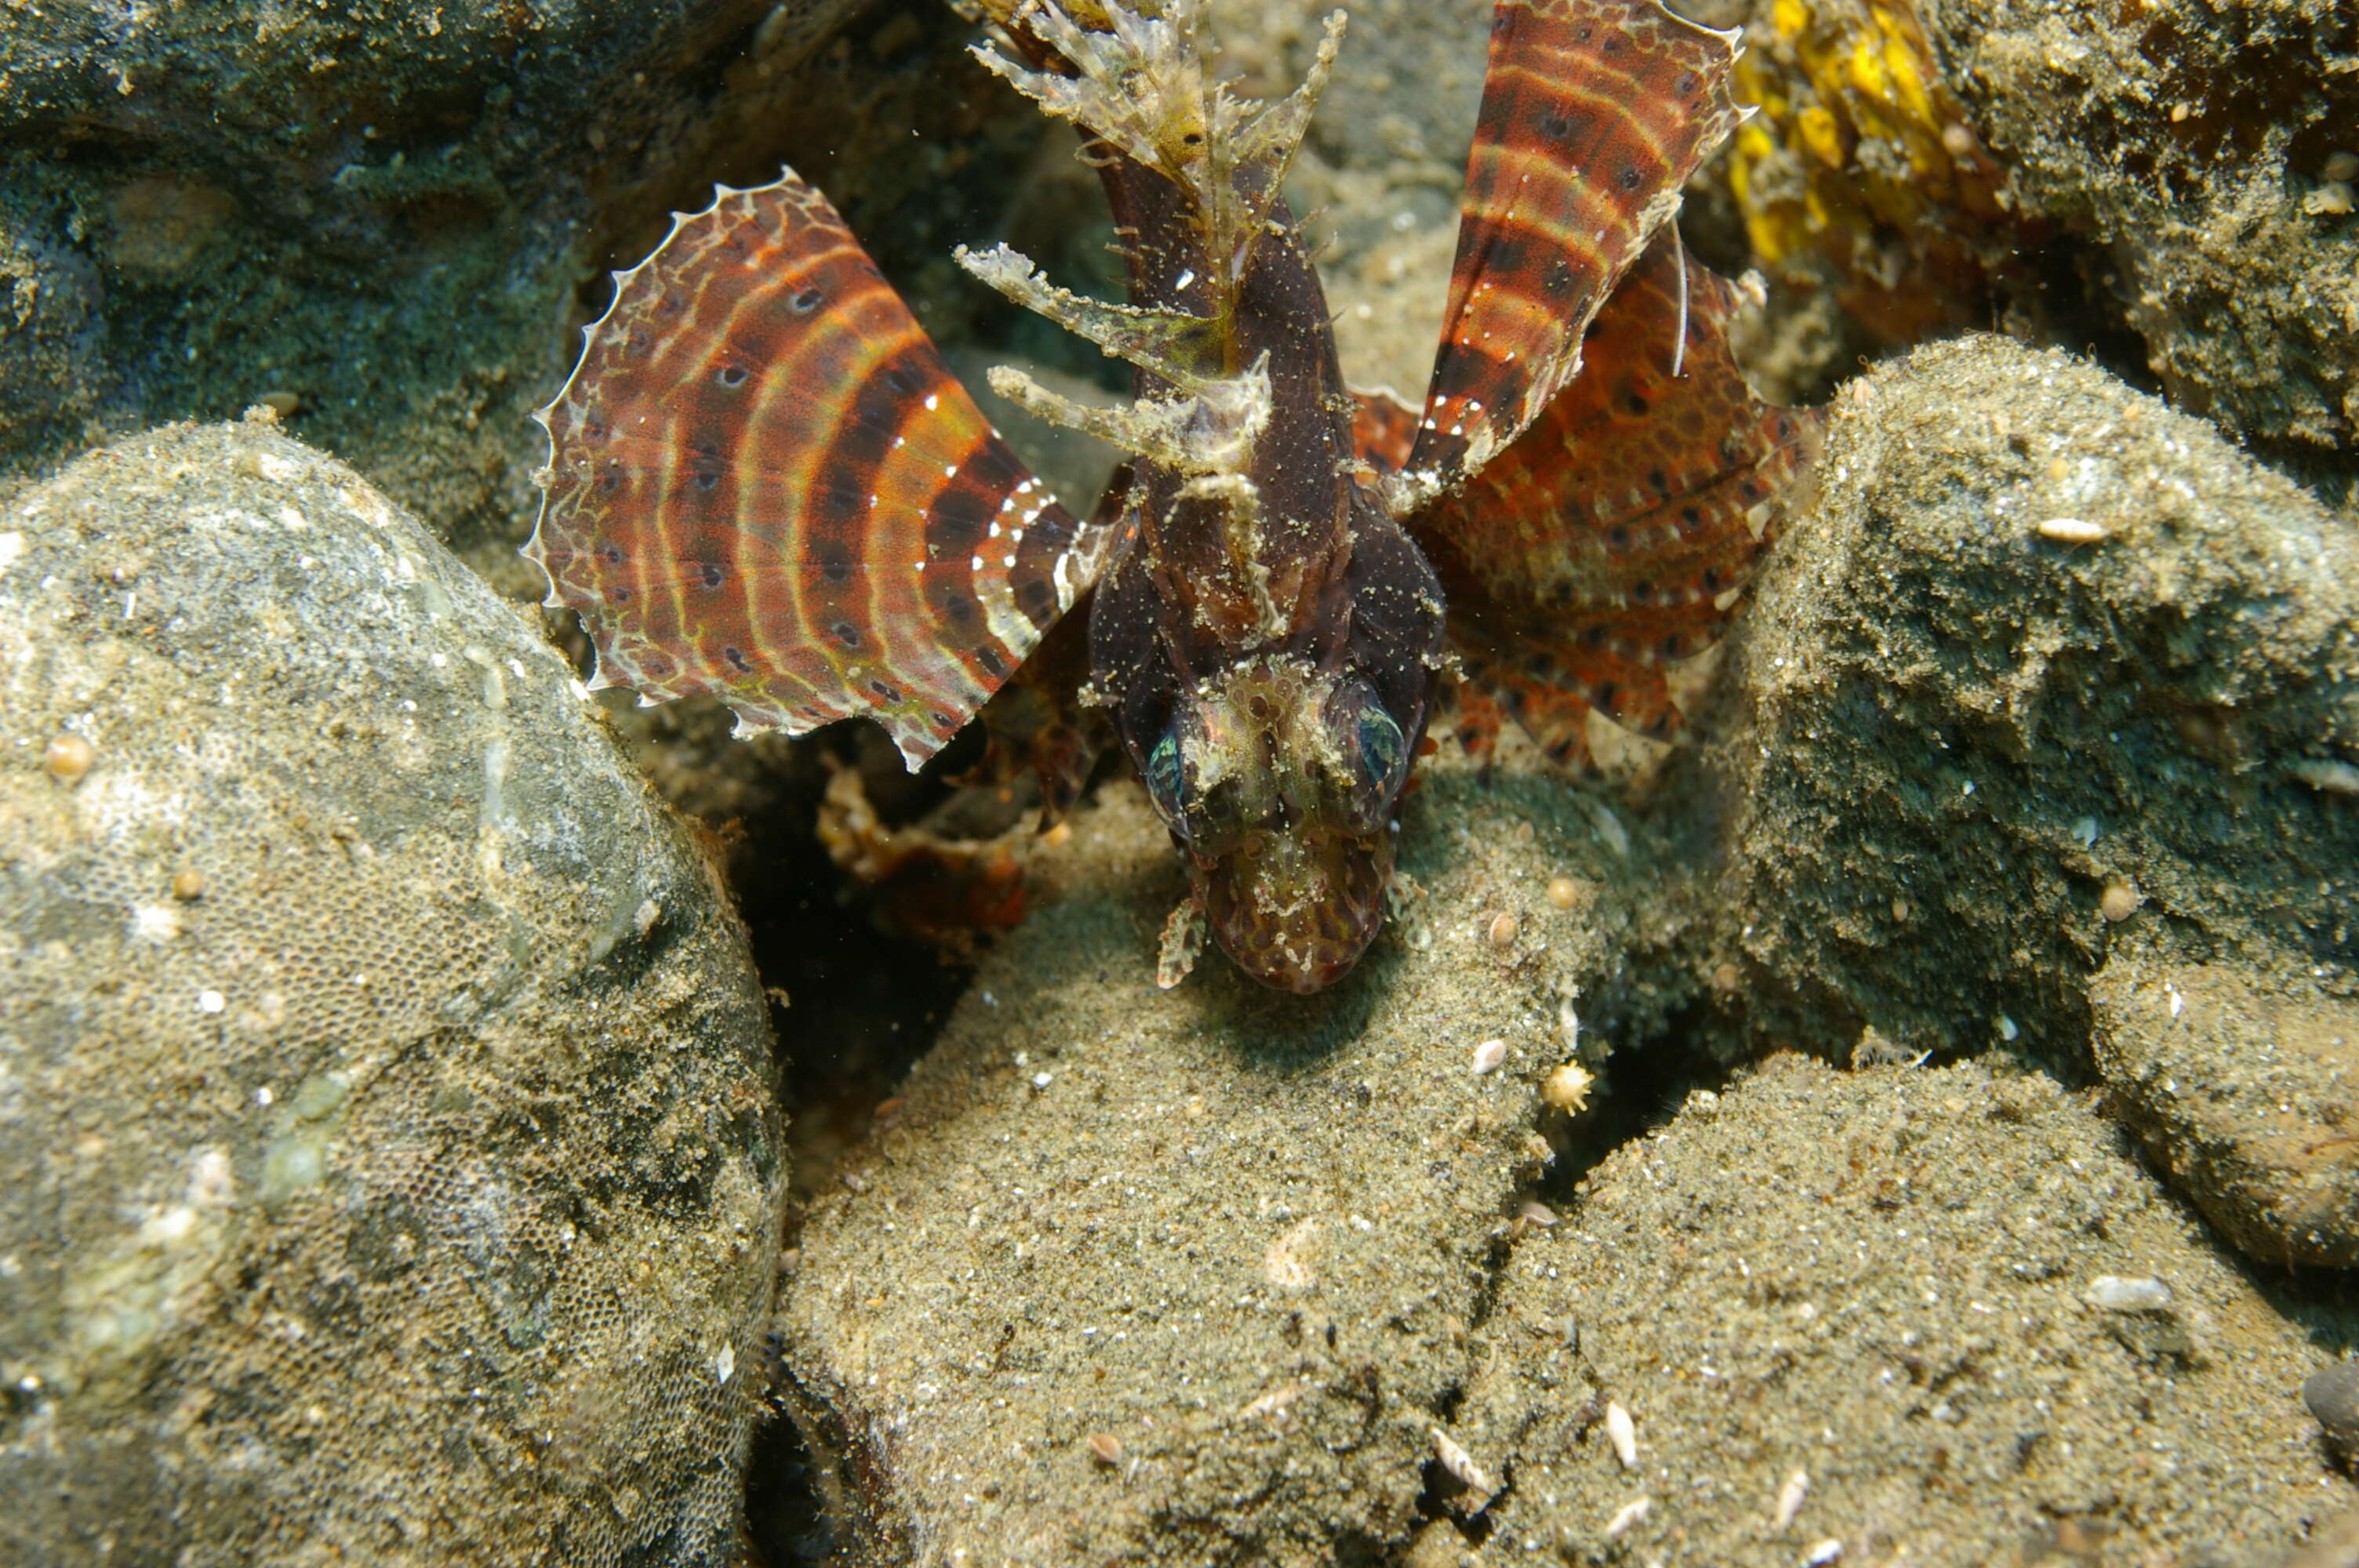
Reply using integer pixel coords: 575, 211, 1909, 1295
2092, 928, 2359, 1269
774, 759, 1692, 1566
0, 421, 783, 1567
1456, 1053, 2357, 1564
1922, 0, 2359, 452
1717, 335, 2359, 1069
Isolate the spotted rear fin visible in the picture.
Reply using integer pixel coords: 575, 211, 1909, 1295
1406, 227, 1819, 761
1395, 0, 1743, 507
527, 172, 1103, 771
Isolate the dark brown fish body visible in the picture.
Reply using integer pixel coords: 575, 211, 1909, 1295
526, 0, 1818, 993
1078, 154, 1446, 988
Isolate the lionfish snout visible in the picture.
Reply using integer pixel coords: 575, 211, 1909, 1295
1199, 827, 1391, 993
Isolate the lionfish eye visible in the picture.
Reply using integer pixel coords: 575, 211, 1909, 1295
1145, 729, 1188, 821
1355, 705, 1407, 796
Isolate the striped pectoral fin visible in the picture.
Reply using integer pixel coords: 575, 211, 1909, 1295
1399, 0, 1744, 500
1416, 226, 1820, 760
526, 171, 1104, 772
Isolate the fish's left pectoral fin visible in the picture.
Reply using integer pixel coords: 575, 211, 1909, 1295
1408, 225, 1819, 760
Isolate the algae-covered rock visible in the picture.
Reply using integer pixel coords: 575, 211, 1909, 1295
774, 760, 1691, 1565
0, 0, 881, 570
1922, 0, 2359, 452
0, 421, 784, 1566
1717, 334, 2359, 1068
1456, 1054, 2357, 1564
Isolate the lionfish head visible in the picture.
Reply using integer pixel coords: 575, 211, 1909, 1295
1136, 655, 1412, 993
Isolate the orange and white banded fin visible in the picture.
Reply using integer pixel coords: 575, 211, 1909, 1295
526, 172, 1107, 771
1394, 0, 1746, 511
1408, 227, 1819, 760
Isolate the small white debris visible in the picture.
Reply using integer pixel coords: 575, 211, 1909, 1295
1804, 1540, 1844, 1566
1519, 1200, 1558, 1228
2167, 983, 2186, 1019
634, 898, 661, 938
2292, 759, 2359, 795
1471, 1038, 1508, 1075
2085, 1275, 2172, 1312
1772, 1468, 1809, 1532
1429, 1427, 1495, 1500
2072, 815, 2099, 849
1603, 1496, 1652, 1538
716, 1343, 736, 1384
196, 989, 226, 1014
2037, 517, 2110, 544
1605, 1400, 1637, 1470
1030, 1072, 1054, 1090
1997, 1014, 2019, 1042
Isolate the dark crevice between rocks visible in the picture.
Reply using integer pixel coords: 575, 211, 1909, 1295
1387, 997, 1739, 1565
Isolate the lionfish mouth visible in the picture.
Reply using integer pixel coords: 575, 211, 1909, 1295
1200, 831, 1390, 994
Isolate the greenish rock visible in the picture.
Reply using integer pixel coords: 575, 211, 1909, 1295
1714, 334, 2359, 1070
0, 420, 784, 1567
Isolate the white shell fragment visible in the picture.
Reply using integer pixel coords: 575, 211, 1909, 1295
1606, 1399, 1638, 1470
1772, 1467, 1810, 1532
1604, 1496, 1652, 1538
2085, 1275, 2173, 1312
2036, 516, 2110, 544
1430, 1426, 1496, 1502
1471, 1038, 1508, 1074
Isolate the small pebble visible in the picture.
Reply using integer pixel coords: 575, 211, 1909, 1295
1772, 1467, 1809, 1532
1546, 875, 1579, 909
1603, 1497, 1651, 1538
1804, 1541, 1843, 1566
2084, 1274, 2172, 1312
256, 389, 302, 418
2100, 879, 2143, 922
2326, 150, 2359, 182
1605, 1400, 1637, 1470
1087, 1431, 1125, 1468
2304, 1363, 2359, 1449
171, 868, 206, 901
1471, 1038, 1507, 1075
1487, 911, 1520, 949
43, 733, 96, 785
1518, 1200, 1558, 1227
1542, 1062, 1594, 1113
